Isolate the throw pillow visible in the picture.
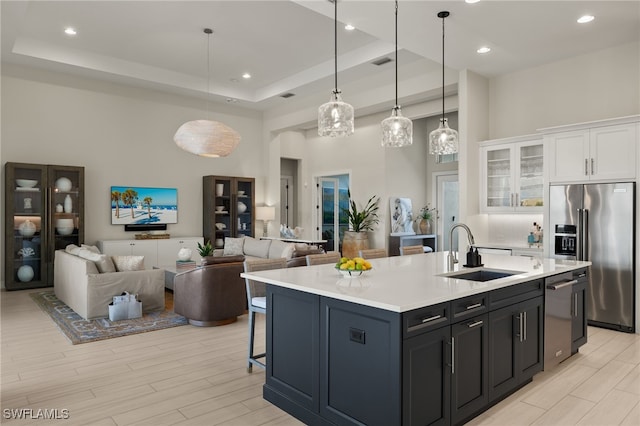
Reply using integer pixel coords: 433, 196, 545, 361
81, 244, 101, 254
77, 249, 116, 273
244, 237, 272, 258
223, 237, 245, 256
65, 244, 81, 256
268, 240, 295, 260
111, 255, 145, 272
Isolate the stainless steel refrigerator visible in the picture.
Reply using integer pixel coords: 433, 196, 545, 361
550, 182, 636, 332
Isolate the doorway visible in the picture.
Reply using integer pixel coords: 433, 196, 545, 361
316, 174, 349, 252
434, 172, 459, 252
280, 175, 293, 227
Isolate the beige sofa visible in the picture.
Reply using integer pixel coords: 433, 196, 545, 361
54, 250, 165, 320
213, 236, 324, 267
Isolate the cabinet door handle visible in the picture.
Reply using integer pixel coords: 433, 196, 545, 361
421, 314, 441, 323
518, 313, 523, 342
467, 320, 484, 328
547, 279, 578, 290
574, 293, 578, 318
466, 303, 482, 310
451, 337, 455, 375
523, 311, 527, 341
591, 158, 594, 175
585, 158, 589, 176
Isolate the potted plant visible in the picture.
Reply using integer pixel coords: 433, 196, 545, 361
197, 240, 213, 264
416, 204, 436, 234
341, 191, 380, 258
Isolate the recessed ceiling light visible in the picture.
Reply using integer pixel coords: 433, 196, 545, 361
577, 15, 595, 24
345, 24, 355, 31
477, 46, 491, 54
64, 27, 77, 36
242, 73, 251, 79
465, 0, 481, 4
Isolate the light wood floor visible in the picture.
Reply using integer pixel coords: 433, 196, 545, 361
1, 288, 638, 425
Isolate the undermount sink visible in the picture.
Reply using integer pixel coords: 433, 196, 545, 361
439, 268, 523, 282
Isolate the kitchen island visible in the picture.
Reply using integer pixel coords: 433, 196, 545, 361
242, 252, 590, 426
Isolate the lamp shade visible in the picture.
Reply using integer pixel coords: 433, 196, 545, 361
256, 206, 276, 222
318, 90, 354, 137
381, 107, 413, 147
174, 120, 240, 157
429, 118, 458, 155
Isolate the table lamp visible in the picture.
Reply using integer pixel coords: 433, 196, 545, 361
256, 206, 276, 237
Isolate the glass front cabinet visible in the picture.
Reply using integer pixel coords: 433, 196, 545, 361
203, 175, 255, 249
480, 137, 544, 213
4, 162, 84, 290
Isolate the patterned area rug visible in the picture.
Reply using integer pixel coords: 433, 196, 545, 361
30, 290, 188, 345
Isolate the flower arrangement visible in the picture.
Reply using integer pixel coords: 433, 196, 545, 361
417, 204, 436, 222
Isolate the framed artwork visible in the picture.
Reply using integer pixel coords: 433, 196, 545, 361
390, 197, 413, 234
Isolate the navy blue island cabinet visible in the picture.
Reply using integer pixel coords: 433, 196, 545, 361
263, 277, 548, 426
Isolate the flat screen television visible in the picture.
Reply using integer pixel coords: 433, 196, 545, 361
110, 186, 177, 226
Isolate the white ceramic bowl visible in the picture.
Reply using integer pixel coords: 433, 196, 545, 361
237, 190, 245, 196
56, 226, 74, 236
16, 179, 38, 188
55, 177, 72, 192
55, 218, 74, 227
215, 206, 225, 212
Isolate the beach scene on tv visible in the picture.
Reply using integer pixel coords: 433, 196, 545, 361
110, 186, 177, 225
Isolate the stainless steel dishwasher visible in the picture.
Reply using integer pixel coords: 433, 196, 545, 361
544, 271, 575, 369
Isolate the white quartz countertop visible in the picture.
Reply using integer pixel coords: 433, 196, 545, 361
241, 252, 590, 313
475, 242, 543, 252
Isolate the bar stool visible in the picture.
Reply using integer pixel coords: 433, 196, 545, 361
243, 257, 287, 372
358, 248, 387, 259
400, 245, 425, 255
305, 251, 341, 266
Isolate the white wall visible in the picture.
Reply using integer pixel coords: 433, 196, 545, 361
1, 64, 266, 247
489, 42, 640, 139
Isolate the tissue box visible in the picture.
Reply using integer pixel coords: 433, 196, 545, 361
108, 292, 142, 321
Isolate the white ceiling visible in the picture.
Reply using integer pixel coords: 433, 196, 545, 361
2, 1, 639, 112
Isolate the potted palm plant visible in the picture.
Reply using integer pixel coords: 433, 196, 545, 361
341, 191, 380, 258
197, 241, 213, 265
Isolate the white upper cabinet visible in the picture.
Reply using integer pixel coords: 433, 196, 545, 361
480, 137, 544, 213
545, 120, 637, 183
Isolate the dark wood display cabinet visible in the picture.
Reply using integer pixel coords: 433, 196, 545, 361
202, 175, 254, 249
4, 162, 84, 290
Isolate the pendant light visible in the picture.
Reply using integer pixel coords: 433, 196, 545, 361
318, 0, 354, 137
429, 11, 458, 155
174, 28, 240, 157
381, 0, 413, 147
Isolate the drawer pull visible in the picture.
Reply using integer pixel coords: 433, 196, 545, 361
547, 279, 577, 290
467, 320, 484, 328
421, 314, 442, 324
465, 303, 482, 310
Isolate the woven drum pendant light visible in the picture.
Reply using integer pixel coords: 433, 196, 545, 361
174, 28, 240, 157
318, 0, 354, 137
429, 11, 458, 155
381, 0, 413, 148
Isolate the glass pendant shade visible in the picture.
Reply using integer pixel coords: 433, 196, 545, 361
318, 90, 354, 137
381, 106, 413, 147
429, 117, 458, 155
174, 119, 240, 157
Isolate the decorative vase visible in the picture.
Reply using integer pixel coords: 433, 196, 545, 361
55, 203, 64, 213
17, 265, 34, 282
342, 231, 369, 259
177, 248, 192, 261
19, 220, 36, 237
64, 194, 73, 213
55, 177, 72, 192
237, 201, 247, 214
216, 183, 224, 197
215, 238, 224, 248
419, 219, 432, 235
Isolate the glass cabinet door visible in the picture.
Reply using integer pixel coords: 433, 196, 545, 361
48, 166, 84, 271
235, 178, 254, 239
6, 164, 47, 289
211, 177, 232, 248
485, 148, 512, 208
517, 144, 544, 208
